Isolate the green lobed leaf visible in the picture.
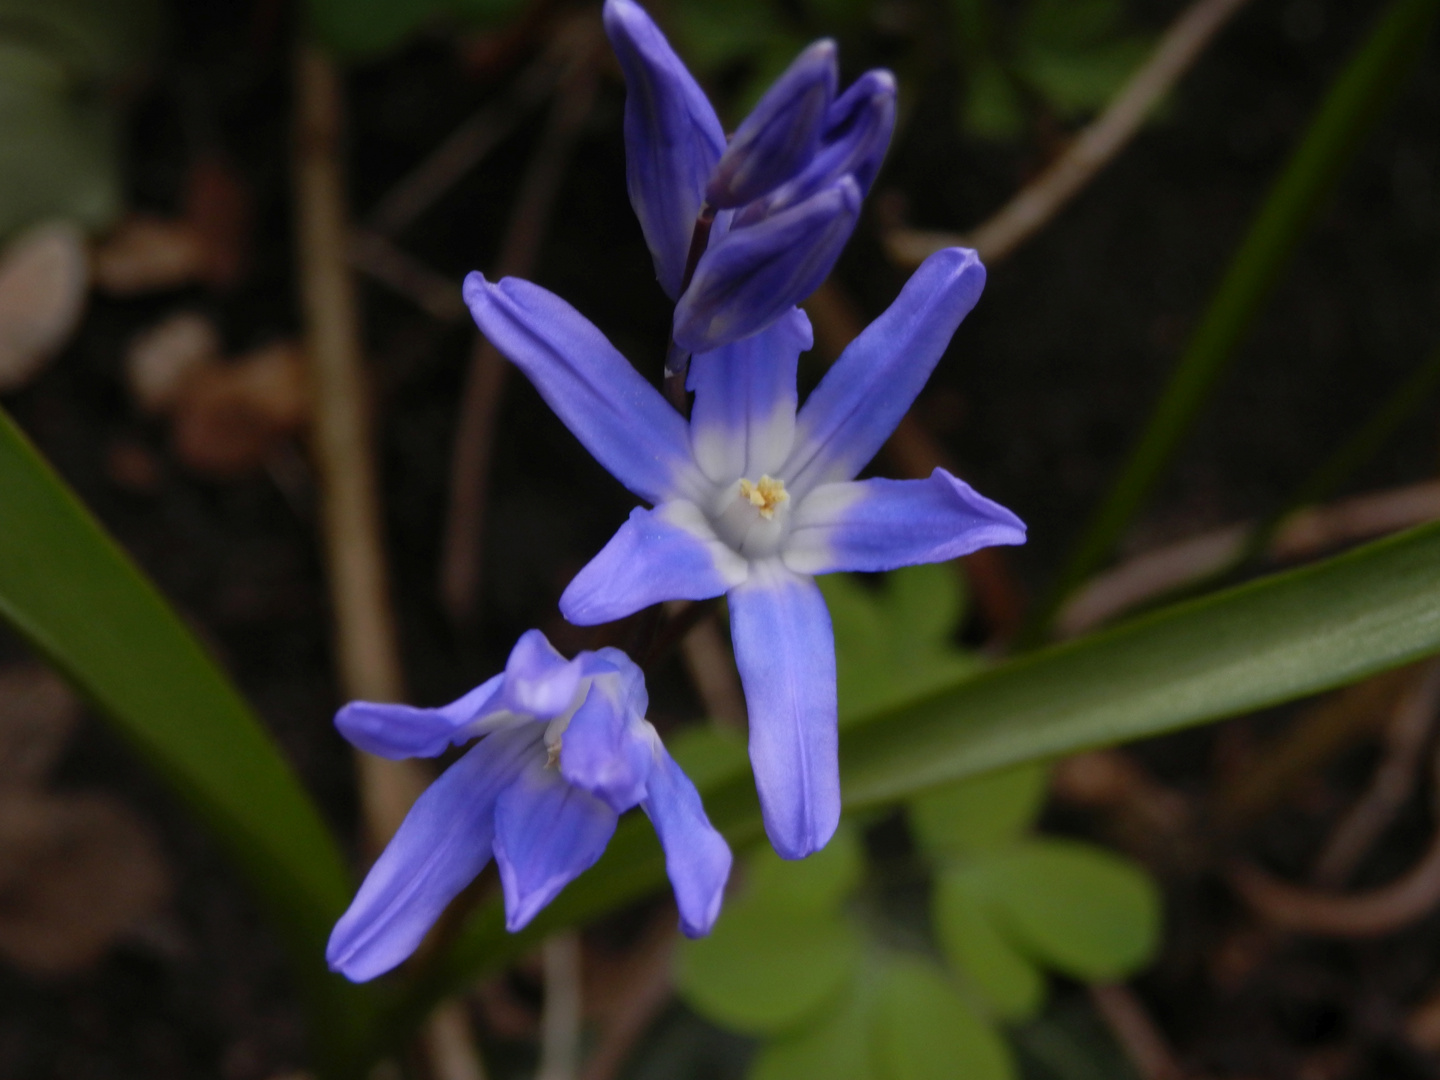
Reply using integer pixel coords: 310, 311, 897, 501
873, 954, 1016, 1080
822, 564, 982, 725
412, 521, 1440, 1018
908, 762, 1049, 857
749, 978, 877, 1080
745, 822, 864, 913
981, 840, 1159, 981
0, 411, 374, 1073
678, 906, 862, 1034
932, 869, 1045, 1018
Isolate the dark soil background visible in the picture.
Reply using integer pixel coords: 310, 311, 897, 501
1, 0, 1439, 1076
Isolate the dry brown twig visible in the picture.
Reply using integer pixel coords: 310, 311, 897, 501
1229, 713, 1440, 937
1215, 669, 1414, 830
439, 27, 603, 625
579, 916, 678, 1080
1088, 984, 1191, 1080
348, 228, 467, 320
292, 44, 485, 1080
1057, 480, 1440, 637
537, 931, 584, 1080
884, 0, 1254, 268
366, 26, 577, 237
1311, 661, 1440, 886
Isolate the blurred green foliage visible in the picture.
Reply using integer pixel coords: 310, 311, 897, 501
953, 0, 1152, 138
662, 0, 1150, 135
678, 566, 1160, 1080
303, 0, 526, 60
0, 0, 160, 238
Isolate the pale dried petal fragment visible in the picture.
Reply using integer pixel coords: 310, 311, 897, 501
125, 311, 223, 414
0, 221, 90, 393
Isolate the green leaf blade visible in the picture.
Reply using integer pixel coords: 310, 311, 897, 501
843, 521, 1440, 807
418, 522, 1440, 1016
0, 411, 371, 1067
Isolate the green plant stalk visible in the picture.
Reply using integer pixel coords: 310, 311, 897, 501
1028, 0, 1440, 641
0, 409, 379, 1076
385, 518, 1440, 1035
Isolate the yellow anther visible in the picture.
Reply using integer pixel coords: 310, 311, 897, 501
545, 738, 562, 768
738, 475, 789, 520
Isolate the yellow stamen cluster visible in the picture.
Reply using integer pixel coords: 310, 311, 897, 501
738, 475, 789, 520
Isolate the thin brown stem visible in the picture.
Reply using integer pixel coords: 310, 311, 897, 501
293, 43, 488, 1080
884, 0, 1253, 268
439, 44, 601, 626
366, 22, 584, 236
1230, 735, 1440, 937
1088, 984, 1190, 1080
1311, 660, 1440, 886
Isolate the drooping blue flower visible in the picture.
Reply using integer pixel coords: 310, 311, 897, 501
603, 0, 896, 354
326, 631, 732, 982
463, 247, 1025, 863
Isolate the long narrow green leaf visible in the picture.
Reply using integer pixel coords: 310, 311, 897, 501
1031, 0, 1440, 638
400, 520, 1440, 1020
0, 409, 376, 1073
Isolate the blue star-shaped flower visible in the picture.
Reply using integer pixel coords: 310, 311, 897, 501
327, 631, 731, 981
464, 247, 1026, 862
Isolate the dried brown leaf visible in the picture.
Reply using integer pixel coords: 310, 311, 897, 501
92, 216, 206, 295
0, 665, 80, 786
0, 792, 171, 976
171, 341, 310, 476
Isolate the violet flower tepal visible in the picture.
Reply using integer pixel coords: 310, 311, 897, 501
326, 631, 731, 982
603, 0, 896, 353
464, 247, 1026, 864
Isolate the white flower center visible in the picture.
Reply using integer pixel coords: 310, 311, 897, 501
710, 474, 792, 559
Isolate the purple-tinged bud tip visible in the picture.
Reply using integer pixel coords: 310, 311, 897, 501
675, 175, 862, 353
705, 39, 839, 209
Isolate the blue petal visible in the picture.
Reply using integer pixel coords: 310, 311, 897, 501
675, 178, 861, 354
560, 501, 750, 625
705, 40, 836, 209
819, 69, 897, 196
728, 561, 840, 859
558, 663, 654, 812
493, 755, 619, 931
783, 470, 1027, 575
464, 273, 704, 504
741, 68, 896, 223
687, 308, 811, 484
784, 247, 986, 496
336, 674, 503, 759
603, 0, 726, 297
494, 629, 585, 721
326, 725, 539, 981
641, 732, 733, 936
